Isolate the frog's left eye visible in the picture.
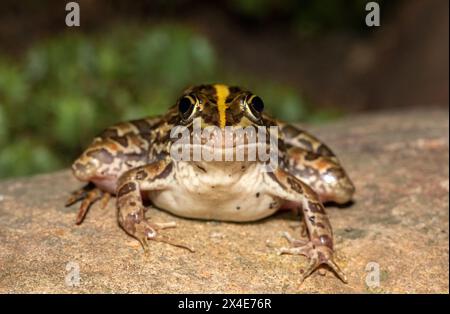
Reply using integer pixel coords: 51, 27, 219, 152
178, 95, 197, 120
245, 95, 264, 120
249, 96, 264, 113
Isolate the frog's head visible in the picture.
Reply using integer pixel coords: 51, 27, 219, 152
175, 84, 265, 129
170, 84, 279, 166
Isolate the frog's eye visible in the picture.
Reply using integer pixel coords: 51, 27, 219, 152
249, 96, 264, 113
178, 95, 197, 120
245, 95, 264, 120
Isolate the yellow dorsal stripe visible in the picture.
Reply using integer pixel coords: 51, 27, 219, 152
214, 84, 230, 129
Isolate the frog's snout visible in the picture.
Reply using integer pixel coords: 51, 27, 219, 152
332, 176, 356, 204
71, 159, 98, 181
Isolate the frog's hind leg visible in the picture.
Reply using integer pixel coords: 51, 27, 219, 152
280, 123, 355, 204
280, 123, 338, 159
66, 183, 111, 224
286, 147, 355, 204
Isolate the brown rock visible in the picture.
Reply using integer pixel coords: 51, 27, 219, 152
0, 109, 448, 293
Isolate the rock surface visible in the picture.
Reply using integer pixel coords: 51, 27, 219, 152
0, 109, 448, 293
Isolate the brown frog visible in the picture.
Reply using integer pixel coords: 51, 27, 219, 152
66, 84, 355, 283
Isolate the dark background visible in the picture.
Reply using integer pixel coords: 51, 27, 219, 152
0, 0, 448, 178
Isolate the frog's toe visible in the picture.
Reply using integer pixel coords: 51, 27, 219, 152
65, 183, 94, 207
299, 246, 347, 284
132, 220, 194, 253
277, 232, 347, 283
152, 221, 177, 229
66, 183, 111, 224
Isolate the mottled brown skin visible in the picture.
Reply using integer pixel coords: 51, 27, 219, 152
67, 84, 355, 283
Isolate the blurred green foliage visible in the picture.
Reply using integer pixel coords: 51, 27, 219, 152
0, 24, 332, 179
229, 0, 388, 35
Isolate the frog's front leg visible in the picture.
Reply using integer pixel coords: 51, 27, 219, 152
116, 159, 194, 252
265, 168, 347, 283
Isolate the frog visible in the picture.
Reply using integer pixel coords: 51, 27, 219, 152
66, 84, 355, 283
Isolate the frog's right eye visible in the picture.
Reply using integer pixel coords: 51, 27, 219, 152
178, 95, 197, 120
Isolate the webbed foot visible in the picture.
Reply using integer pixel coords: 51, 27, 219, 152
277, 232, 347, 283
124, 215, 195, 253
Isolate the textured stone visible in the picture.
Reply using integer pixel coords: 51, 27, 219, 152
0, 109, 448, 293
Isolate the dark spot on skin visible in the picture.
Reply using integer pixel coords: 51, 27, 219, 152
201, 107, 219, 126
117, 151, 148, 163
317, 144, 334, 157
149, 151, 169, 163
324, 167, 345, 180
308, 216, 316, 225
129, 201, 136, 207
225, 86, 242, 104
269, 201, 278, 209
236, 206, 240, 210
297, 138, 314, 152
135, 169, 148, 180
305, 152, 319, 161
256, 192, 260, 198
291, 165, 319, 181
228, 86, 242, 94
308, 201, 325, 214
225, 94, 236, 103
196, 165, 207, 173
154, 162, 173, 180
98, 128, 119, 138
287, 177, 303, 194
110, 135, 129, 147
225, 108, 244, 126
277, 139, 286, 156
118, 182, 137, 197
131, 119, 152, 134
282, 125, 301, 139
87, 148, 115, 164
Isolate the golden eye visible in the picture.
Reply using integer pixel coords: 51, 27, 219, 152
178, 95, 197, 120
245, 95, 264, 120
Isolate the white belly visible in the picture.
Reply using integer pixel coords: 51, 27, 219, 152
147, 162, 281, 222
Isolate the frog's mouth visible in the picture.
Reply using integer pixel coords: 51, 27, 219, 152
169, 127, 279, 162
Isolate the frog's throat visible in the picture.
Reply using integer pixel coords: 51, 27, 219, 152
213, 84, 229, 129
